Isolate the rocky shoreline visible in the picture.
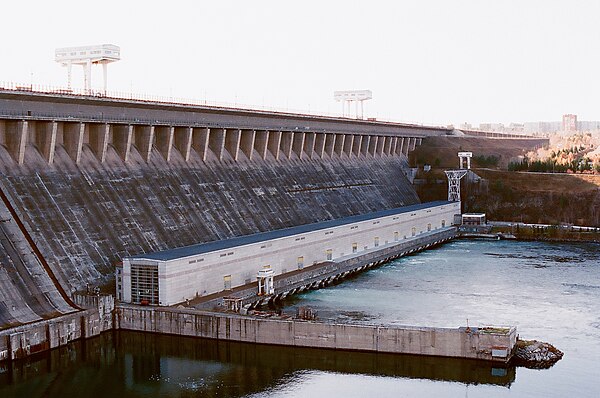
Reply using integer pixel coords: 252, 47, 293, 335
513, 339, 564, 369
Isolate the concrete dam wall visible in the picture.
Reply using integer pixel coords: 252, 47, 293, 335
0, 93, 427, 329
0, 146, 418, 292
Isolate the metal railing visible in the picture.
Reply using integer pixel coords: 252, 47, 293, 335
0, 81, 443, 128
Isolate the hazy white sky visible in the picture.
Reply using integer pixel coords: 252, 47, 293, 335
1, 1, 598, 126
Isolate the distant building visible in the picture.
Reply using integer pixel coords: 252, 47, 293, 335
523, 121, 561, 134
461, 213, 486, 226
478, 123, 505, 132
507, 123, 524, 133
562, 114, 578, 132
578, 120, 600, 131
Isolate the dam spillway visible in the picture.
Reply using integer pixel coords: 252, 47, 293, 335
0, 89, 438, 331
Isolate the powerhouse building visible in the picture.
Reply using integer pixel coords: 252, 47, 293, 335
118, 201, 459, 306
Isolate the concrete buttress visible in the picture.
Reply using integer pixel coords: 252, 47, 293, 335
173, 127, 193, 162
155, 126, 175, 162
62, 122, 85, 164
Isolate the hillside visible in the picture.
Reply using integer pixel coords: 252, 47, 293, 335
410, 136, 548, 169
464, 170, 600, 226
414, 168, 600, 226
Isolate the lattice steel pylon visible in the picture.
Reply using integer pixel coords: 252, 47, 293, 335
444, 170, 468, 202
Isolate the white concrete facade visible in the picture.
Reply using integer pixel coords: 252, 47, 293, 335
121, 201, 459, 306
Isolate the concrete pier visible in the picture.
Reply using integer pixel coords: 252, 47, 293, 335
173, 126, 193, 162
208, 128, 226, 161
155, 126, 174, 162
88, 123, 109, 162
62, 121, 85, 163
115, 305, 517, 363
5, 120, 27, 164
267, 130, 281, 160
280, 131, 293, 159
112, 124, 133, 162
192, 127, 210, 161
255, 130, 269, 159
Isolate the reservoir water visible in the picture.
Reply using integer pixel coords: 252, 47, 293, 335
1, 240, 599, 397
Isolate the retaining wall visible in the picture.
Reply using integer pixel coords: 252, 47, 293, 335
116, 306, 516, 362
0, 293, 113, 362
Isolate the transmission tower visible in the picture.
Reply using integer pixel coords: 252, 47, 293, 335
444, 151, 472, 201
444, 169, 468, 201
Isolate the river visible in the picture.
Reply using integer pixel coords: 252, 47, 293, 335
1, 239, 599, 397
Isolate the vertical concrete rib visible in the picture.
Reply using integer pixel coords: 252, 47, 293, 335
112, 124, 134, 162
410, 137, 418, 151
208, 128, 226, 161
155, 126, 175, 162
88, 123, 110, 163
292, 132, 305, 158
333, 134, 345, 157
383, 136, 392, 155
376, 135, 385, 156
404, 137, 412, 156
267, 130, 282, 160
367, 135, 378, 156
314, 133, 326, 159
192, 127, 210, 161
35, 121, 58, 164
174, 127, 193, 162
134, 125, 154, 162
254, 130, 269, 160
303, 132, 316, 159
280, 131, 293, 159
391, 137, 398, 156
240, 129, 256, 160
398, 137, 405, 156
352, 135, 362, 157
342, 134, 353, 157
63, 122, 84, 164
361, 135, 370, 157
224, 128, 241, 161
382, 136, 388, 155
5, 120, 28, 164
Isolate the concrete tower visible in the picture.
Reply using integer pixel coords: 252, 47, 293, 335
334, 90, 372, 119
55, 44, 120, 94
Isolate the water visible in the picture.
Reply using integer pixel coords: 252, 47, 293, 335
1, 240, 599, 397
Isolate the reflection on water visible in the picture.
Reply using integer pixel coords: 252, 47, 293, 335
1, 240, 599, 397
0, 330, 514, 398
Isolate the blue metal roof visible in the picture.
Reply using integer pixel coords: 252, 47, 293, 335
129, 201, 453, 262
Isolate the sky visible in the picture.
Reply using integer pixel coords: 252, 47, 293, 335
1, 0, 599, 126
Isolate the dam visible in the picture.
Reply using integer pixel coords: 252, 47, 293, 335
0, 87, 534, 362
